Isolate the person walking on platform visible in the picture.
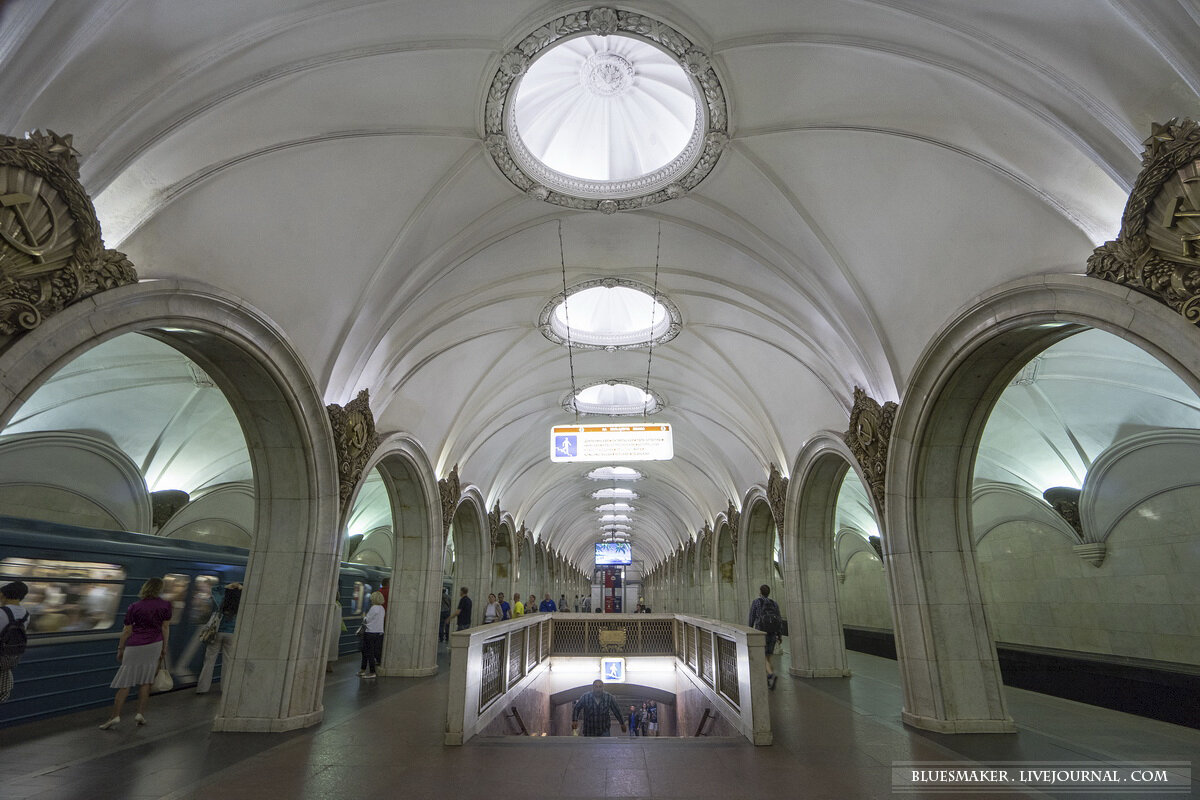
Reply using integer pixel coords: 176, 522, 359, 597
511, 594, 524, 618
99, 578, 171, 729
572, 679, 626, 737
498, 592, 511, 620
539, 593, 557, 613
196, 581, 242, 694
748, 584, 782, 690
359, 590, 384, 678
527, 594, 537, 615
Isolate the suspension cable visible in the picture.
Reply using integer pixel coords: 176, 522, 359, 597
644, 222, 661, 418
558, 220, 578, 422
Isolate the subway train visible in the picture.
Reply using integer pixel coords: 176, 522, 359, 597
0, 515, 389, 728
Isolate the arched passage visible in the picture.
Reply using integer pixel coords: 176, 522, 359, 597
0, 280, 340, 732
886, 275, 1200, 734
449, 490, 488, 626
715, 520, 737, 624
785, 435, 866, 677
349, 433, 441, 675
741, 492, 777, 619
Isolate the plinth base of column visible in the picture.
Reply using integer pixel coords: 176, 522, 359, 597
789, 667, 851, 678
212, 707, 324, 733
901, 710, 1017, 734
379, 664, 439, 677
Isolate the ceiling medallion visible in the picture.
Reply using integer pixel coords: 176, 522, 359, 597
484, 7, 728, 211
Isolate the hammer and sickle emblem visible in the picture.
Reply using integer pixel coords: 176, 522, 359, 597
0, 191, 58, 263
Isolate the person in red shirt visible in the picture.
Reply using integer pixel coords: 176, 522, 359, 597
378, 578, 390, 608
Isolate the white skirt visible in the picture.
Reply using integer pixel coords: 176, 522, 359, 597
109, 642, 162, 688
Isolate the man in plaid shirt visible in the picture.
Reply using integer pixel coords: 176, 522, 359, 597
571, 679, 627, 737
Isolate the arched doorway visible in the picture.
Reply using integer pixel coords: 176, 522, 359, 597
0, 281, 340, 732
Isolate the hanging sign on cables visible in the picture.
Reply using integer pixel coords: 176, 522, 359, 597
550, 423, 673, 462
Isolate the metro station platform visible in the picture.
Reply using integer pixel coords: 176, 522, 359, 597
2, 648, 1196, 800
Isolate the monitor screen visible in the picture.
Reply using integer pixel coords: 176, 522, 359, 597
595, 541, 632, 565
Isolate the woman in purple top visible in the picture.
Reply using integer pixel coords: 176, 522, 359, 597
99, 577, 171, 730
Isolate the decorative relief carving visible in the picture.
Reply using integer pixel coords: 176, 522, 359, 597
766, 463, 789, 535
0, 131, 137, 345
488, 502, 506, 549
1087, 118, 1200, 322
438, 464, 460, 541
483, 8, 728, 211
844, 386, 898, 517
515, 524, 528, 561
726, 500, 740, 553
326, 390, 380, 513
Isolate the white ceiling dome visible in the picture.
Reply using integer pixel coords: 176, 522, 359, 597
512, 34, 699, 184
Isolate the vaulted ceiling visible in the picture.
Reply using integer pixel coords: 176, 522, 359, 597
3, 0, 1197, 569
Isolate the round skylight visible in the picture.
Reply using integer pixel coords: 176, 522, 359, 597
587, 466, 643, 481
541, 279, 680, 350
565, 381, 662, 416
512, 35, 697, 187
483, 8, 728, 212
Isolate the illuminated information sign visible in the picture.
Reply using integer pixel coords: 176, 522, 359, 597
550, 423, 673, 462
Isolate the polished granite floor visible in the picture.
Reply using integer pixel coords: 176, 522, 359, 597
1, 645, 1195, 800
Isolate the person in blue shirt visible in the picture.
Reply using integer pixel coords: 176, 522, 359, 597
538, 593, 556, 613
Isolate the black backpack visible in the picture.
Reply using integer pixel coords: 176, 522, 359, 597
0, 606, 29, 669
755, 598, 782, 635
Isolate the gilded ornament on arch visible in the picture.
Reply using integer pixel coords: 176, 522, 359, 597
326, 389, 380, 512
843, 386, 897, 517
1087, 117, 1200, 323
766, 463, 789, 534
725, 500, 740, 553
0, 130, 137, 344
438, 463, 461, 540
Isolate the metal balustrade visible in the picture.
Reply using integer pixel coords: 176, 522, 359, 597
445, 613, 771, 746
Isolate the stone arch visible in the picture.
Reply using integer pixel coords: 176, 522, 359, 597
696, 528, 713, 617
683, 539, 697, 614
450, 487, 488, 626
886, 274, 1200, 734
518, 527, 534, 597
739, 488, 776, 616
786, 434, 867, 677
0, 280, 340, 732
345, 432, 440, 676
491, 513, 516, 603
714, 518, 737, 624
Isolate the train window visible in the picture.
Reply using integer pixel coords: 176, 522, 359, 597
162, 573, 191, 623
190, 575, 220, 623
0, 557, 125, 634
351, 581, 365, 614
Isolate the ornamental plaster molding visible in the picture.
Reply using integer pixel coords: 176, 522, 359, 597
1087, 117, 1200, 323
766, 463, 789, 535
326, 389, 380, 514
725, 500, 740, 553
438, 464, 461, 541
843, 387, 897, 518
0, 131, 136, 347
488, 502, 507, 549
484, 7, 727, 211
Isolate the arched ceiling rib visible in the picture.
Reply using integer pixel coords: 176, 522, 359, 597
2, 1, 1194, 569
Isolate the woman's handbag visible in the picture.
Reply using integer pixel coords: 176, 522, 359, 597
151, 657, 174, 693
199, 612, 221, 644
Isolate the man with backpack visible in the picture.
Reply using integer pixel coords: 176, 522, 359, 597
1, 580, 30, 703
748, 584, 782, 690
